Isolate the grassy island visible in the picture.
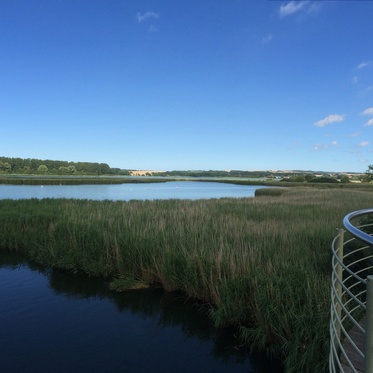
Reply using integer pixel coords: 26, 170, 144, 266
1, 187, 373, 372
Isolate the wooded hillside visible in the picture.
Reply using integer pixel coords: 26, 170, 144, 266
0, 156, 130, 176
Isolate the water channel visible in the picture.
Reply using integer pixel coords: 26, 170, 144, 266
0, 182, 283, 372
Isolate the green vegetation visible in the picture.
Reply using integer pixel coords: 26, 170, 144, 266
1, 174, 370, 187
1, 156, 369, 183
0, 156, 130, 176
0, 175, 167, 185
1, 187, 373, 372
367, 164, 373, 182
254, 187, 288, 197
151, 168, 366, 182
308, 176, 339, 183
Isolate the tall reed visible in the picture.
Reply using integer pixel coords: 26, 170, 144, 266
0, 187, 372, 372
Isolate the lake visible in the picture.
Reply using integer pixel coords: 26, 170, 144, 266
0, 181, 267, 201
0, 181, 283, 372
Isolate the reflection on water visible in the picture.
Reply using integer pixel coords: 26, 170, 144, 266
0, 181, 267, 201
0, 252, 283, 373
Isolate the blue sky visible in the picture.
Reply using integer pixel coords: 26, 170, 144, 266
1, 1, 372, 172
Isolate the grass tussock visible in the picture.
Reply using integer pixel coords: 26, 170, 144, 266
255, 187, 288, 197
1, 187, 373, 372
108, 276, 149, 291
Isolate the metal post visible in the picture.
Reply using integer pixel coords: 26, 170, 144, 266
365, 275, 373, 372
335, 229, 344, 343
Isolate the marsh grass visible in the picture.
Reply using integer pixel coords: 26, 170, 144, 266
108, 275, 149, 291
1, 187, 373, 372
255, 187, 288, 197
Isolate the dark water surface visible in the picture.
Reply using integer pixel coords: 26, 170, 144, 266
0, 253, 283, 373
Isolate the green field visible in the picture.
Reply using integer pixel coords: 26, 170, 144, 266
1, 187, 373, 372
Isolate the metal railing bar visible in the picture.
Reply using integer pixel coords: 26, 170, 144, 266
343, 244, 371, 260
329, 328, 345, 371
331, 296, 365, 337
344, 278, 366, 293
334, 279, 366, 309
334, 282, 365, 309
346, 256, 373, 270
343, 209, 373, 246
332, 253, 367, 285
330, 211, 373, 372
340, 295, 366, 315
337, 338, 361, 373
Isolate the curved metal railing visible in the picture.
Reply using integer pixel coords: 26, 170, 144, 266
330, 208, 373, 373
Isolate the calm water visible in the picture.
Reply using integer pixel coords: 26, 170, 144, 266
0, 182, 282, 372
0, 253, 282, 373
0, 181, 266, 201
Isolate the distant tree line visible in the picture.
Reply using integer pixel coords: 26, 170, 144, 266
0, 156, 130, 176
155, 169, 363, 181
156, 170, 278, 178
1, 156, 371, 180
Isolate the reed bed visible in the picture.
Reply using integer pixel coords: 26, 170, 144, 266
1, 188, 373, 372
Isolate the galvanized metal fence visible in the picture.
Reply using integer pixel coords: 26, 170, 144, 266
330, 208, 373, 373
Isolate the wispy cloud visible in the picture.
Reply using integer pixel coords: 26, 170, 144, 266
136, 11, 159, 23
314, 114, 345, 128
361, 107, 373, 126
349, 131, 361, 138
279, 1, 309, 17
313, 141, 338, 151
262, 34, 273, 44
357, 61, 370, 70
279, 1, 322, 20
149, 25, 158, 32
313, 143, 326, 151
362, 107, 373, 116
365, 118, 373, 127
307, 2, 321, 15
359, 141, 370, 147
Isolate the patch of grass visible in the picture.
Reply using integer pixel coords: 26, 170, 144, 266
109, 276, 149, 291
255, 187, 288, 197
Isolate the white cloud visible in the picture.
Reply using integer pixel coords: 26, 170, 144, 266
349, 132, 361, 138
279, 1, 309, 17
149, 24, 158, 32
352, 76, 359, 84
359, 141, 370, 147
357, 61, 370, 70
361, 108, 373, 126
365, 118, 373, 127
362, 107, 373, 115
313, 143, 326, 151
313, 141, 337, 151
262, 34, 273, 44
137, 11, 159, 23
314, 114, 345, 128
307, 2, 321, 15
